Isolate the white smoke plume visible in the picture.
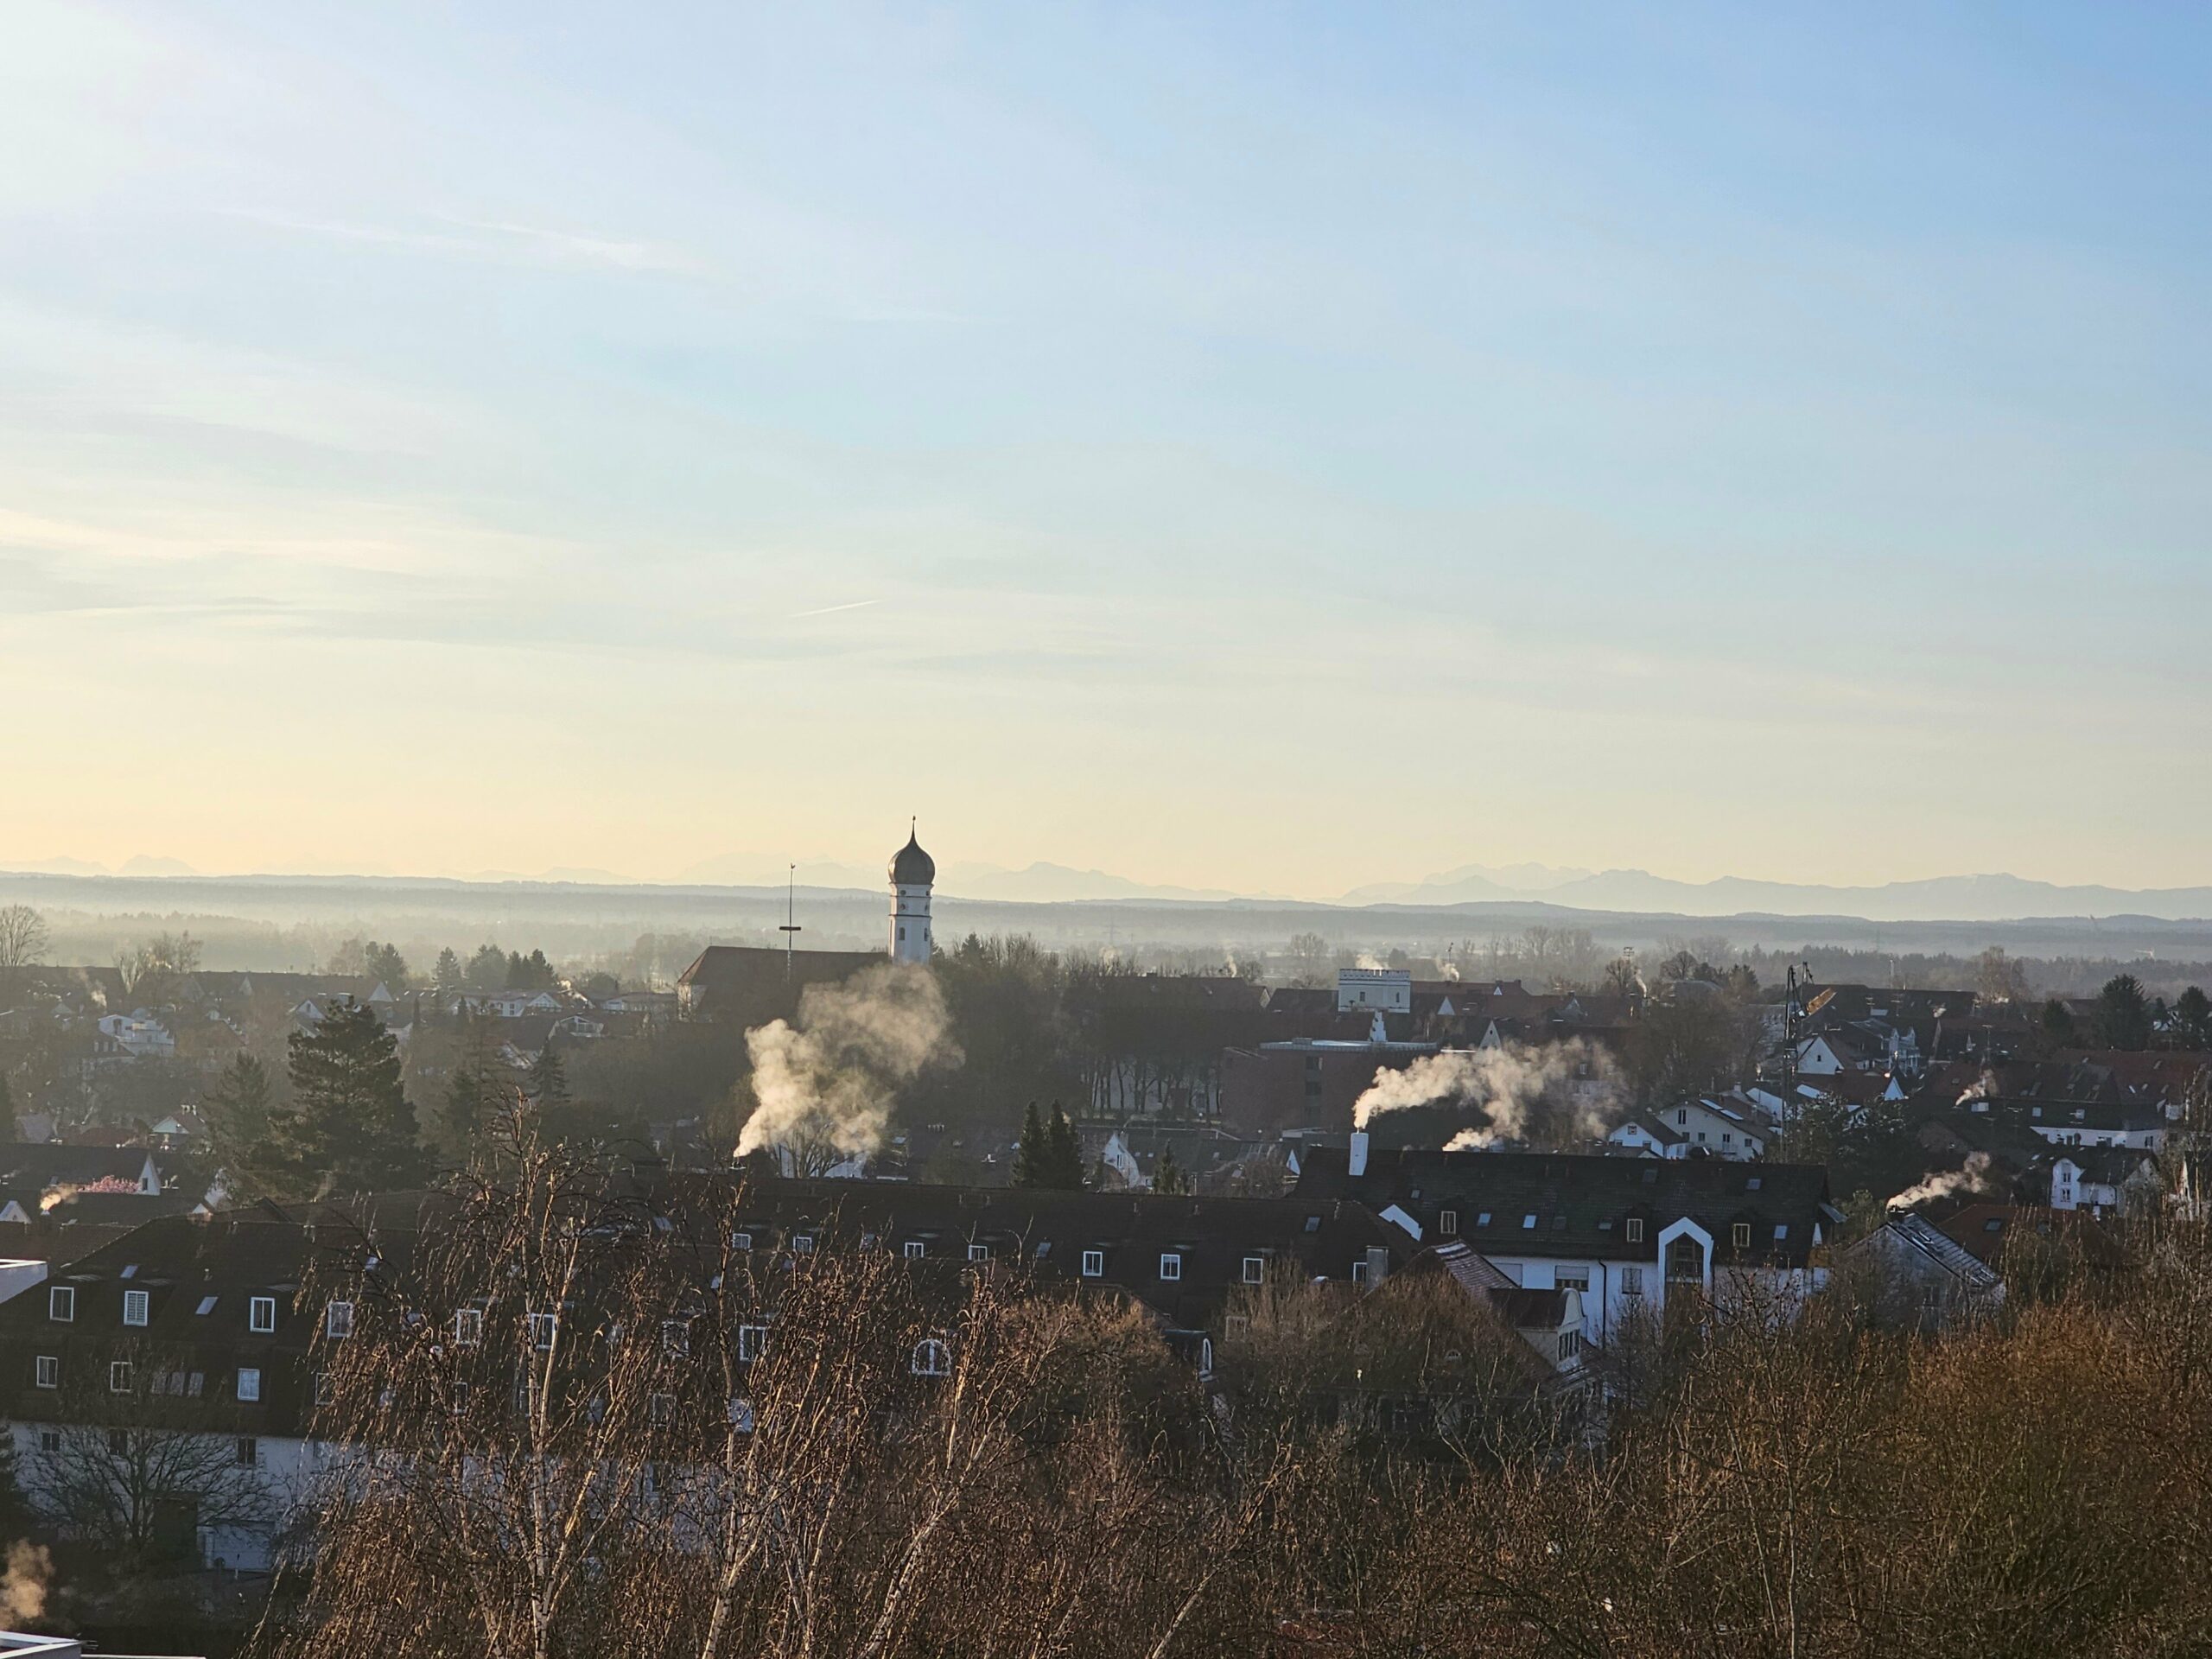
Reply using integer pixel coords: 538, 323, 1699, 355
1352, 1039, 1624, 1146
1956, 1070, 2001, 1107
1887, 1153, 1993, 1212
734, 965, 959, 1169
1442, 1126, 1497, 1152
1, 1540, 50, 1624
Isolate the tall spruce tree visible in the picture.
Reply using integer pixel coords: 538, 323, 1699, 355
524, 1045, 569, 1111
1014, 1101, 1048, 1187
1045, 1105, 1087, 1190
282, 998, 419, 1194
439, 1010, 497, 1154
202, 1052, 287, 1199
0, 1070, 15, 1141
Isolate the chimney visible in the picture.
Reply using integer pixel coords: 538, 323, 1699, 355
1348, 1130, 1370, 1179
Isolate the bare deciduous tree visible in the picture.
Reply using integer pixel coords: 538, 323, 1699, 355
0, 905, 48, 969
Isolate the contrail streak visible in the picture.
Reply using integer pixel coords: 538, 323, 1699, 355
790, 599, 882, 619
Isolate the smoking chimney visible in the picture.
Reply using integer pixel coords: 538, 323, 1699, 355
1348, 1129, 1370, 1178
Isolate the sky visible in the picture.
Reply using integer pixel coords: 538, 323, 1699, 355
2, 2, 2208, 899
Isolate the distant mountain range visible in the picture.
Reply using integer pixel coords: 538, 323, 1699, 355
7, 855, 2208, 925
1347, 868, 2212, 924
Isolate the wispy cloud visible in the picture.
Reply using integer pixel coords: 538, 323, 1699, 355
219, 209, 705, 276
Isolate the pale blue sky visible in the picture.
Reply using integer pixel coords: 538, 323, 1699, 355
2, 3, 2206, 896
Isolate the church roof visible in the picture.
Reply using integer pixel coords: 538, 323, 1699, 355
890, 827, 935, 887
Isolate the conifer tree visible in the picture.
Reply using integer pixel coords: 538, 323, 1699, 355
431, 947, 466, 998
1014, 1101, 1047, 1188
281, 998, 419, 1195
1152, 1144, 1189, 1196
1046, 1105, 1088, 1190
203, 1052, 286, 1199
524, 1044, 569, 1111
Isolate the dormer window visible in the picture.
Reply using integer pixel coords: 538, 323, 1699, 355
661, 1320, 690, 1357
1242, 1255, 1265, 1285
792, 1234, 815, 1255
35, 1356, 58, 1389
110, 1360, 133, 1394
527, 1313, 556, 1351
123, 1289, 149, 1327
967, 1243, 989, 1263
48, 1287, 73, 1323
1081, 1249, 1104, 1277
731, 1231, 753, 1253
454, 1308, 482, 1347
912, 1338, 952, 1376
237, 1367, 261, 1402
1159, 1253, 1182, 1282
326, 1300, 354, 1339
1439, 1211, 1459, 1236
1732, 1223, 1751, 1249
1624, 1217, 1645, 1243
904, 1240, 926, 1260
251, 1296, 276, 1333
736, 1324, 770, 1363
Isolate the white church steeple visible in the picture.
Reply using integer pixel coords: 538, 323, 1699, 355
888, 821, 935, 963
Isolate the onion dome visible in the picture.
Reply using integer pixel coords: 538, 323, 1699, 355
890, 824, 935, 887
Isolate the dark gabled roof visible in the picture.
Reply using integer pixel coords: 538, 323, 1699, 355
695, 1177, 1408, 1330
0, 1142, 159, 1190
2048, 1145, 2161, 1184
1857, 1212, 2003, 1291
1294, 1148, 1834, 1268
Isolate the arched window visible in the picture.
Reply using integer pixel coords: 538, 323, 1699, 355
911, 1338, 951, 1377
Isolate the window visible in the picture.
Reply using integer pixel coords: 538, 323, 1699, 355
237, 1367, 262, 1402
1676, 1109, 1688, 1125
1552, 1215, 1568, 1231
1476, 1211, 1491, 1228
911, 1338, 951, 1377
1621, 1267, 1644, 1297
110, 1360, 133, 1395
967, 1243, 989, 1263
1081, 1249, 1104, 1278
792, 1234, 815, 1255
1225, 1313, 1250, 1337
236, 1437, 258, 1467
1159, 1253, 1182, 1282
326, 1300, 355, 1339
1731, 1223, 1751, 1249
1521, 1213, 1537, 1230
1439, 1210, 1459, 1236
251, 1295, 276, 1333
188, 1371, 203, 1397
1556, 1268, 1590, 1292
904, 1240, 926, 1260
1745, 1176, 1762, 1191
727, 1395, 756, 1433
1667, 1236, 1703, 1281
649, 1392, 676, 1426
737, 1324, 770, 1363
123, 1289, 149, 1327
661, 1320, 690, 1357
1983, 1217, 2005, 1234
1242, 1255, 1265, 1286
454, 1307, 483, 1347
1351, 1258, 1370, 1286
527, 1313, 557, 1351
48, 1287, 73, 1323
731, 1231, 753, 1253
1720, 1133, 1732, 1146
1303, 1215, 1321, 1233
315, 1372, 334, 1407
1773, 1224, 1789, 1242
195, 1295, 218, 1317
38, 1430, 58, 1454
34, 1355, 58, 1389
1624, 1217, 1645, 1244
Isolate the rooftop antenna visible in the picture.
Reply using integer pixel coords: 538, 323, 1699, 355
779, 862, 802, 979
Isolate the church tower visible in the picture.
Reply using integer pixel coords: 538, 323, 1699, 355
888, 823, 935, 963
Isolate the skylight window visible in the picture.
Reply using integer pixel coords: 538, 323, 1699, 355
1521, 1214, 1537, 1230
195, 1295, 218, 1317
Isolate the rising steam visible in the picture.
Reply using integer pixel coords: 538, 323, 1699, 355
1, 1541, 50, 1624
1352, 1039, 1624, 1146
734, 964, 960, 1168
1887, 1153, 1993, 1211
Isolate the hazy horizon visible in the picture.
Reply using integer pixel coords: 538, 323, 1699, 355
4, 3, 2207, 895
